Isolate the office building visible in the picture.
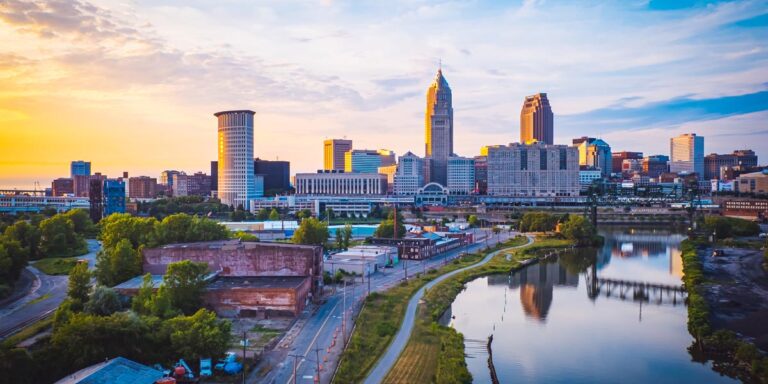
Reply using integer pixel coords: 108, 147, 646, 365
210, 161, 218, 192
345, 149, 395, 173
394, 151, 424, 196
378, 164, 397, 194
73, 174, 90, 197
574, 137, 612, 177
643, 155, 669, 178
704, 153, 738, 180
733, 149, 758, 168
579, 168, 602, 191
324, 139, 353, 171
474, 155, 488, 195
670, 133, 704, 176
447, 155, 475, 195
612, 151, 643, 173
103, 179, 126, 217
425, 68, 453, 186
51, 178, 74, 196
128, 176, 158, 199
172, 172, 213, 197
254, 158, 291, 194
89, 178, 103, 222
486, 142, 579, 197
215, 110, 257, 210
70, 161, 91, 178
622, 159, 643, 175
295, 171, 387, 195
520, 93, 554, 145
160, 170, 181, 186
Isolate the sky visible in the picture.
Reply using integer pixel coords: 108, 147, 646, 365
1, 0, 767, 188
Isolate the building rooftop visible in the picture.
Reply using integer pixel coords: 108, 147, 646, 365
149, 239, 318, 251
207, 276, 308, 290
213, 110, 255, 117
55, 357, 163, 384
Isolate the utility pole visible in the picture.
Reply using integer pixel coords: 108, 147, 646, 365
367, 262, 371, 296
288, 354, 303, 384
314, 347, 322, 383
242, 331, 247, 384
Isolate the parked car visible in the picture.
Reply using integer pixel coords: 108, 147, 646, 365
759, 233, 767, 238
712, 249, 726, 257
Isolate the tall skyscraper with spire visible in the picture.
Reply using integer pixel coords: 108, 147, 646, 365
425, 67, 453, 186
520, 93, 554, 145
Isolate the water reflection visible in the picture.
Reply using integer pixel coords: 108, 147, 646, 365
449, 226, 735, 384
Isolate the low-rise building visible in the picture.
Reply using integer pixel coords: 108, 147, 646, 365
52, 178, 74, 196
734, 170, 768, 195
722, 199, 768, 220
295, 171, 387, 195
128, 176, 158, 198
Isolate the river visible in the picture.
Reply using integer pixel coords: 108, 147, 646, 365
447, 226, 736, 384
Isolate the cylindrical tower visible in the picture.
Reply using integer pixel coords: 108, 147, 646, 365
215, 110, 256, 210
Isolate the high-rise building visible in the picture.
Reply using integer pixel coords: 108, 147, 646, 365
295, 171, 387, 195
733, 149, 758, 168
394, 152, 424, 196
210, 161, 218, 192
324, 139, 352, 171
344, 149, 395, 173
254, 158, 291, 194
486, 142, 579, 197
425, 68, 453, 186
574, 137, 612, 177
215, 110, 257, 210
612, 151, 643, 173
70, 161, 91, 178
670, 133, 704, 176
160, 170, 181, 187
89, 178, 103, 222
103, 179, 126, 217
447, 155, 475, 195
704, 153, 738, 180
173, 172, 213, 197
474, 155, 488, 195
52, 178, 74, 196
643, 155, 669, 178
520, 93, 554, 145
128, 176, 158, 198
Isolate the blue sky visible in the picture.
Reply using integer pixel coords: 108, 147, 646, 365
0, 0, 767, 185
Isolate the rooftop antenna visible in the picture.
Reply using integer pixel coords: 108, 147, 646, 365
438, 58, 442, 71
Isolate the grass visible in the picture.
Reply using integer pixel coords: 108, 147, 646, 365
332, 237, 528, 384
32, 257, 83, 275
25, 293, 51, 306
2, 317, 54, 349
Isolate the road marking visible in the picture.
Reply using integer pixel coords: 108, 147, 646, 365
287, 298, 342, 384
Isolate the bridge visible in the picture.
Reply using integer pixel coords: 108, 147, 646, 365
584, 268, 686, 306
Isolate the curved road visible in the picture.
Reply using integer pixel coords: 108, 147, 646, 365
363, 234, 534, 384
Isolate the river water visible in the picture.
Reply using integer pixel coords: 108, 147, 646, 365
447, 226, 736, 384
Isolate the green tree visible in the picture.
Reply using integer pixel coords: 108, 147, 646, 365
99, 214, 158, 250
292, 218, 329, 247
342, 224, 353, 250
560, 215, 596, 245
269, 208, 280, 221
232, 231, 259, 242
296, 209, 313, 220
256, 208, 269, 221
84, 286, 122, 316
154, 213, 194, 244
4, 221, 41, 259
131, 273, 156, 316
151, 286, 179, 319
95, 238, 141, 287
468, 215, 479, 228
335, 228, 344, 250
186, 217, 230, 242
164, 309, 231, 362
62, 209, 97, 237
67, 262, 91, 308
163, 260, 209, 315
39, 215, 85, 258
0, 238, 28, 284
374, 211, 406, 239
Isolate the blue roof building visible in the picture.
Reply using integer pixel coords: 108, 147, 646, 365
55, 357, 163, 384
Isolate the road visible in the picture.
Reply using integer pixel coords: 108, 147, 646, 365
255, 229, 516, 384
0, 239, 100, 339
363, 234, 533, 384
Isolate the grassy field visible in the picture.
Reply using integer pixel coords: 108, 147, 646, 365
32, 257, 83, 275
332, 237, 529, 384
2, 317, 54, 349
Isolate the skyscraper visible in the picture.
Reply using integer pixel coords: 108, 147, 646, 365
425, 68, 453, 186
70, 161, 91, 178
215, 110, 257, 210
573, 137, 612, 177
324, 139, 352, 171
344, 149, 396, 173
520, 93, 554, 145
670, 133, 704, 176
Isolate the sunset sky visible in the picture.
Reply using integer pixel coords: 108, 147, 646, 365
1, 0, 767, 188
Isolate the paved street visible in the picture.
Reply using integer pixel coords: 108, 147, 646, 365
255, 229, 515, 384
0, 239, 100, 339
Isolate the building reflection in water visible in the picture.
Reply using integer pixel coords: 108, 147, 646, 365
488, 261, 578, 322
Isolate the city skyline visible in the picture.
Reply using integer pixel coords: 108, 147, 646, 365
1, 0, 768, 188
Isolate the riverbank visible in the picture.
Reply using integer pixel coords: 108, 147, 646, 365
332, 236, 529, 384
682, 239, 768, 382
382, 236, 573, 384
